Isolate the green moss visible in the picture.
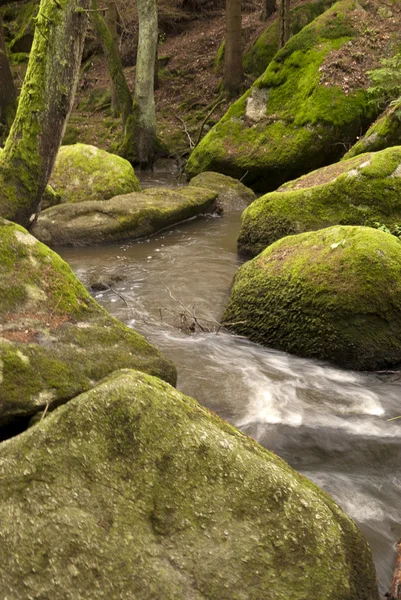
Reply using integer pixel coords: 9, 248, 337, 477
243, 0, 336, 78
224, 225, 401, 370
214, 40, 225, 71
238, 146, 401, 257
0, 369, 379, 599
186, 0, 379, 191
50, 143, 141, 203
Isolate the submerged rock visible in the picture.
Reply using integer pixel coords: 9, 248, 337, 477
0, 369, 379, 599
33, 186, 217, 247
0, 219, 176, 428
224, 226, 401, 371
189, 171, 256, 211
49, 143, 141, 204
238, 147, 401, 258
186, 0, 395, 191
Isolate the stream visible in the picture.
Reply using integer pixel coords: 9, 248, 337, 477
59, 171, 401, 596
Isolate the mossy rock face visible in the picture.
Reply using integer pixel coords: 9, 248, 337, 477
49, 143, 141, 204
243, 0, 336, 78
0, 219, 176, 428
224, 225, 401, 370
189, 171, 256, 211
343, 98, 401, 160
0, 368, 379, 599
186, 0, 388, 191
238, 146, 401, 257
32, 186, 217, 246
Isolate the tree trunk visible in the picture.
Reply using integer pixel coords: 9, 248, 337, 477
121, 0, 158, 168
279, 0, 290, 49
104, 0, 120, 116
90, 0, 132, 125
224, 0, 243, 98
0, 15, 17, 144
0, 0, 89, 227
261, 0, 277, 20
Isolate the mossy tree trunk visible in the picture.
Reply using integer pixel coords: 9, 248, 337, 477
0, 0, 89, 228
0, 15, 17, 144
261, 0, 277, 20
224, 0, 243, 98
279, 0, 290, 48
120, 0, 158, 168
90, 0, 132, 125
104, 0, 120, 116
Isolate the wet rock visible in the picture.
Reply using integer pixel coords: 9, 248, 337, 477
224, 225, 401, 371
0, 368, 379, 600
0, 219, 176, 429
32, 187, 218, 247
189, 171, 256, 212
238, 147, 401, 258
49, 143, 141, 204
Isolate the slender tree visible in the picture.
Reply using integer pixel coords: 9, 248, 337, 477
104, 0, 120, 115
261, 0, 277, 21
0, 15, 17, 144
90, 0, 132, 126
278, 0, 290, 48
224, 0, 243, 98
121, 0, 158, 168
0, 0, 90, 227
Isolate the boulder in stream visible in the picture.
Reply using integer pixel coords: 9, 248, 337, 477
238, 147, 401, 258
32, 186, 218, 247
0, 368, 379, 599
189, 171, 256, 211
48, 143, 141, 205
224, 225, 401, 371
185, 0, 401, 191
0, 218, 176, 429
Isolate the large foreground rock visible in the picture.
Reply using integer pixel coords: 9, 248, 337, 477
49, 143, 141, 204
189, 171, 256, 211
33, 186, 217, 246
0, 369, 379, 599
238, 147, 401, 258
0, 219, 176, 427
224, 226, 401, 371
186, 0, 400, 191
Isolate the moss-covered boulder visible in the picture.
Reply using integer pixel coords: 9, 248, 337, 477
238, 146, 401, 257
49, 143, 141, 204
224, 226, 401, 370
0, 368, 379, 599
189, 171, 256, 211
0, 219, 176, 428
32, 186, 217, 246
243, 0, 335, 78
186, 0, 399, 191
342, 98, 401, 160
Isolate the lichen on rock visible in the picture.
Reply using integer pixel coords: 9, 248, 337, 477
0, 218, 176, 428
224, 225, 401, 371
49, 143, 141, 204
0, 368, 379, 599
32, 186, 218, 246
238, 146, 401, 258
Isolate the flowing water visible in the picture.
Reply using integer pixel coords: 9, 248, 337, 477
59, 175, 401, 596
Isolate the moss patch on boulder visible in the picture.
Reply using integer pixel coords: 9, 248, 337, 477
32, 186, 217, 246
49, 143, 141, 204
224, 225, 401, 370
238, 146, 401, 257
0, 219, 176, 428
243, 0, 336, 78
0, 368, 379, 599
343, 98, 401, 160
189, 171, 256, 211
186, 0, 399, 191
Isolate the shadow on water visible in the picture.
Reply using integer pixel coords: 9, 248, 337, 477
59, 203, 401, 596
